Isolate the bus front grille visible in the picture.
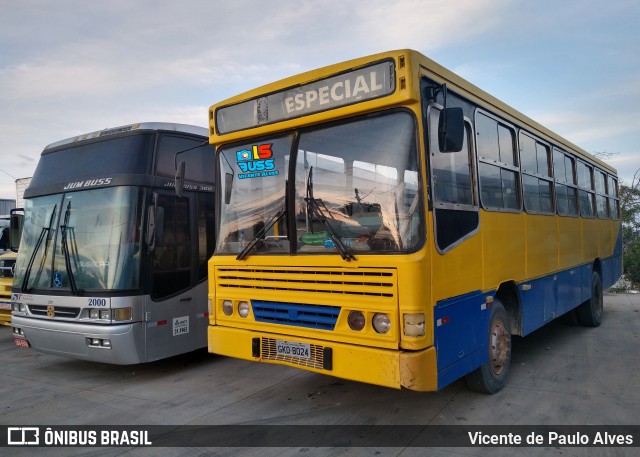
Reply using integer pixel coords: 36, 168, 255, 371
261, 337, 326, 370
216, 266, 396, 298
253, 300, 339, 330
28, 305, 80, 319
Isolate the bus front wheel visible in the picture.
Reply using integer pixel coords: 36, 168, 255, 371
576, 271, 603, 327
465, 300, 511, 394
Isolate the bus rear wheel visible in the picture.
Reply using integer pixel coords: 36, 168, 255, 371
576, 271, 603, 327
465, 300, 511, 394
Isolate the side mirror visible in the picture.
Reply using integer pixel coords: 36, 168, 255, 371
438, 107, 464, 152
175, 160, 186, 197
9, 208, 24, 252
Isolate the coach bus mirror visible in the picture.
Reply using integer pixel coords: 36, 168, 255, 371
438, 107, 464, 152
175, 160, 186, 198
9, 208, 24, 252
224, 172, 233, 204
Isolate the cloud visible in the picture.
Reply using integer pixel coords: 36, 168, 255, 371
1, 0, 639, 198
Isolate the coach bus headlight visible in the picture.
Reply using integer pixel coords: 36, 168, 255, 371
238, 301, 250, 318
222, 300, 233, 316
403, 313, 425, 337
12, 302, 26, 313
348, 311, 366, 331
114, 308, 132, 321
99, 310, 111, 320
372, 313, 391, 334
89, 309, 99, 319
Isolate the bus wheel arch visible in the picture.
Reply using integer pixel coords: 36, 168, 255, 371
494, 280, 522, 336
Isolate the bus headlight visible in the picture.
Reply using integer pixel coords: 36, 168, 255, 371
222, 300, 233, 316
372, 313, 391, 334
89, 309, 100, 319
403, 313, 425, 337
348, 311, 365, 331
12, 302, 26, 313
99, 310, 111, 320
238, 301, 250, 318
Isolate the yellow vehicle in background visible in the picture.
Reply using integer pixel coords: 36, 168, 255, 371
0, 250, 16, 325
0, 213, 17, 326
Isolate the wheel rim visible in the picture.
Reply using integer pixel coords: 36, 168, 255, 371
490, 317, 510, 375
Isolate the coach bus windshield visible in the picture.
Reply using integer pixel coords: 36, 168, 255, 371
216, 111, 422, 257
14, 186, 142, 292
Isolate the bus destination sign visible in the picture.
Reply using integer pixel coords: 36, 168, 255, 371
215, 60, 395, 134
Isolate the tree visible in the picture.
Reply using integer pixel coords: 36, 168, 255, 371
620, 171, 640, 287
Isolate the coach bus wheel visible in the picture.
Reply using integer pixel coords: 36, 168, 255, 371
576, 271, 603, 327
465, 300, 511, 394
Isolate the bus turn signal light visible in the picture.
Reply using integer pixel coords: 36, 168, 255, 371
403, 313, 425, 337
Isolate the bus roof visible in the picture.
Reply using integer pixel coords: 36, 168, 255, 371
44, 122, 208, 152
209, 49, 615, 174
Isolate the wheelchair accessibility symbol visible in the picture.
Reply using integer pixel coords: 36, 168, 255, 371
53, 272, 63, 288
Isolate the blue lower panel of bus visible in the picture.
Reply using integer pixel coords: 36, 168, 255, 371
434, 290, 493, 389
435, 255, 622, 389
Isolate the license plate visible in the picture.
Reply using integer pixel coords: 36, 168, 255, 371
276, 340, 311, 359
14, 337, 30, 348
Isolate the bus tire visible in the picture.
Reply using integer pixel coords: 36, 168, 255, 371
465, 300, 511, 394
576, 271, 603, 327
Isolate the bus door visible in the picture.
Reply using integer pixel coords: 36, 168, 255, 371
143, 192, 202, 361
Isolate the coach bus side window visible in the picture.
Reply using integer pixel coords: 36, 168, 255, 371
595, 169, 609, 218
553, 149, 579, 216
155, 134, 212, 184
577, 161, 595, 217
608, 175, 620, 219
520, 132, 553, 214
476, 112, 520, 211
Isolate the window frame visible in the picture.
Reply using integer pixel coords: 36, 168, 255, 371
576, 160, 596, 218
552, 147, 579, 217
519, 130, 554, 215
475, 109, 521, 213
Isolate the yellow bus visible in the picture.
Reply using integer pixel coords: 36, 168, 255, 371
206, 49, 622, 393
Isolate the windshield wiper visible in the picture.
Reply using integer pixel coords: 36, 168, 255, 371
60, 201, 83, 295
21, 204, 57, 292
236, 208, 286, 261
304, 167, 355, 261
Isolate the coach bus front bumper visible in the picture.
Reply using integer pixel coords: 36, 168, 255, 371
209, 325, 438, 391
11, 315, 145, 364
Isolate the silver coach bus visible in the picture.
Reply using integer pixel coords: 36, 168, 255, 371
11, 122, 215, 363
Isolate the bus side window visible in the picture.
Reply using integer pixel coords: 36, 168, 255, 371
520, 132, 553, 214
476, 111, 520, 211
429, 107, 479, 252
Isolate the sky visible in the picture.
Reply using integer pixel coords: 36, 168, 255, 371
1, 0, 639, 200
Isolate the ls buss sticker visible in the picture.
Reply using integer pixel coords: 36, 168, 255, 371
236, 143, 279, 179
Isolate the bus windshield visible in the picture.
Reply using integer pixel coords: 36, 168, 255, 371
216, 111, 422, 256
14, 186, 142, 292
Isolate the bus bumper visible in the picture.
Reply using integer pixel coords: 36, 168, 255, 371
0, 303, 11, 326
208, 325, 438, 391
11, 316, 145, 364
